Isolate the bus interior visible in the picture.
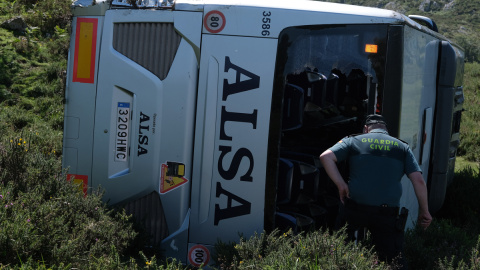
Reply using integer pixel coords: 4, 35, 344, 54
272, 24, 389, 231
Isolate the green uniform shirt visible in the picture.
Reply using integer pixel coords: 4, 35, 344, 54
329, 129, 421, 207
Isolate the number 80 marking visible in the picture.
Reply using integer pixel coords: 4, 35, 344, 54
204, 10, 226, 34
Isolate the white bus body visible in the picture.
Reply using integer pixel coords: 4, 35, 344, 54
63, 0, 464, 266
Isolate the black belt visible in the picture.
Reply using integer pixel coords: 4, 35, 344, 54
345, 199, 399, 217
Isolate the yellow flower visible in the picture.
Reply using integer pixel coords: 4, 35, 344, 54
239, 261, 243, 265
146, 261, 151, 265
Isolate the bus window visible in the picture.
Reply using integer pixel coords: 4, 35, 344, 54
277, 24, 388, 152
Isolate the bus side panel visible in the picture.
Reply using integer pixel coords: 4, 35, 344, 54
398, 26, 439, 228
189, 35, 277, 246
428, 41, 463, 214
63, 16, 104, 188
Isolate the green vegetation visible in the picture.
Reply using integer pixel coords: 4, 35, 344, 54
325, 0, 480, 62
0, 138, 139, 268
0, 0, 479, 269
2, 146, 479, 269
455, 157, 479, 175
459, 62, 480, 163
405, 166, 480, 270
214, 228, 389, 269
212, 165, 480, 270
0, 0, 68, 157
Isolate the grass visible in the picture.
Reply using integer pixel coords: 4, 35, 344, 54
455, 157, 479, 175
458, 62, 480, 163
405, 164, 480, 270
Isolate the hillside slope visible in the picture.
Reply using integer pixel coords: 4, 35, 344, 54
323, 0, 480, 62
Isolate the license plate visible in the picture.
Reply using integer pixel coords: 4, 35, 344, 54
115, 102, 130, 162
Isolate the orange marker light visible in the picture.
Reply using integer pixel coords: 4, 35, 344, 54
365, 44, 378, 53
73, 18, 98, 84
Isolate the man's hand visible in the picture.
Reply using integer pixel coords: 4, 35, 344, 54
408, 171, 432, 229
320, 150, 349, 204
417, 211, 432, 229
337, 181, 350, 204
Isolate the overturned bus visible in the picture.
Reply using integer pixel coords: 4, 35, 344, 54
63, 0, 464, 266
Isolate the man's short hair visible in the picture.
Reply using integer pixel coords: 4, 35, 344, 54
364, 114, 387, 127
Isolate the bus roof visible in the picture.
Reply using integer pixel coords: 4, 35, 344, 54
73, 0, 442, 37
76, 0, 400, 21
177, 0, 400, 19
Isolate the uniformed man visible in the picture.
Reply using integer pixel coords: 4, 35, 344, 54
319, 114, 432, 268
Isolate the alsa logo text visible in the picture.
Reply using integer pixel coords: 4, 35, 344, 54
214, 56, 261, 225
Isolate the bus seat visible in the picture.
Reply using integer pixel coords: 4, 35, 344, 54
305, 70, 327, 108
282, 83, 304, 131
280, 150, 321, 168
275, 211, 315, 233
275, 212, 297, 232
325, 72, 339, 106
290, 160, 320, 204
277, 157, 319, 206
277, 158, 294, 205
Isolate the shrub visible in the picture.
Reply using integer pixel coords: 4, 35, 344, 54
0, 135, 139, 269
404, 166, 480, 270
436, 236, 480, 270
215, 228, 389, 269
405, 219, 477, 270
436, 165, 480, 235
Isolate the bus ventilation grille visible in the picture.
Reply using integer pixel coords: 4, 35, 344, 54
113, 23, 181, 80
124, 191, 169, 246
